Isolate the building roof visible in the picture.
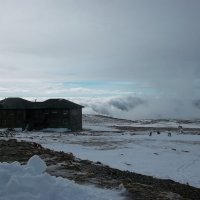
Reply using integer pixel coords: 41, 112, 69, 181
42, 99, 83, 109
0, 98, 83, 110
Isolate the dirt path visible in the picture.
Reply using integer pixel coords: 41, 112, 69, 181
1, 139, 200, 200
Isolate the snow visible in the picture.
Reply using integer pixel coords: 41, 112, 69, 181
8, 115, 200, 188
42, 128, 71, 133
27, 155, 47, 174
0, 155, 124, 200
84, 124, 118, 132
42, 134, 200, 188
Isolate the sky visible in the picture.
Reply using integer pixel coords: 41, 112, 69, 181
0, 0, 200, 119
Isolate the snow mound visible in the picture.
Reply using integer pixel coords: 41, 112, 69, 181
0, 155, 124, 200
26, 155, 47, 174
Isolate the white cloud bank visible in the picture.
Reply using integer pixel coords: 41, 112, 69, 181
73, 96, 200, 120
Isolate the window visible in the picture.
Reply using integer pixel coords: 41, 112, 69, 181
63, 110, 68, 115
63, 119, 68, 124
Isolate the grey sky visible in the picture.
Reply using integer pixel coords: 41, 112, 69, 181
0, 0, 200, 118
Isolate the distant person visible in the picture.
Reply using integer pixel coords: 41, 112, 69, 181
180, 129, 184, 134
149, 131, 152, 136
178, 125, 184, 134
157, 131, 160, 135
168, 131, 171, 137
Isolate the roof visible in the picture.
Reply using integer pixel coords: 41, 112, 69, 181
42, 99, 83, 109
0, 98, 83, 110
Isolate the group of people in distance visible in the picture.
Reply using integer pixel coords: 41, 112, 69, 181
149, 130, 171, 136
149, 126, 184, 137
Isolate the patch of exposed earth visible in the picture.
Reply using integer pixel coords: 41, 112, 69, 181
1, 139, 200, 200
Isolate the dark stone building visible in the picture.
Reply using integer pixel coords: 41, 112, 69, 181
0, 98, 83, 131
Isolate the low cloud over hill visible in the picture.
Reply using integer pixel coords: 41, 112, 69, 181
74, 96, 200, 120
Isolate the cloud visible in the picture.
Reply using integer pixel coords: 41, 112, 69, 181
71, 96, 146, 118
0, 0, 200, 82
73, 95, 200, 120
108, 96, 145, 111
193, 100, 200, 109
0, 1, 200, 119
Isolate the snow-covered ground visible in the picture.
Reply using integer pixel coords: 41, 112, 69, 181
10, 115, 200, 188
83, 115, 200, 129
0, 155, 124, 200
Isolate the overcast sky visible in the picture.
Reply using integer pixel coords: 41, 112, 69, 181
0, 0, 200, 119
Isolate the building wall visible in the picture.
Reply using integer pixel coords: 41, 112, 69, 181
25, 109, 69, 130
69, 108, 82, 131
0, 110, 25, 128
41, 109, 70, 129
0, 108, 82, 131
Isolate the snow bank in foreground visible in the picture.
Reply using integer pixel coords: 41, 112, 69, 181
0, 155, 123, 200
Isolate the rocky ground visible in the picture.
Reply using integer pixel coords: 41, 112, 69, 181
1, 139, 200, 200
